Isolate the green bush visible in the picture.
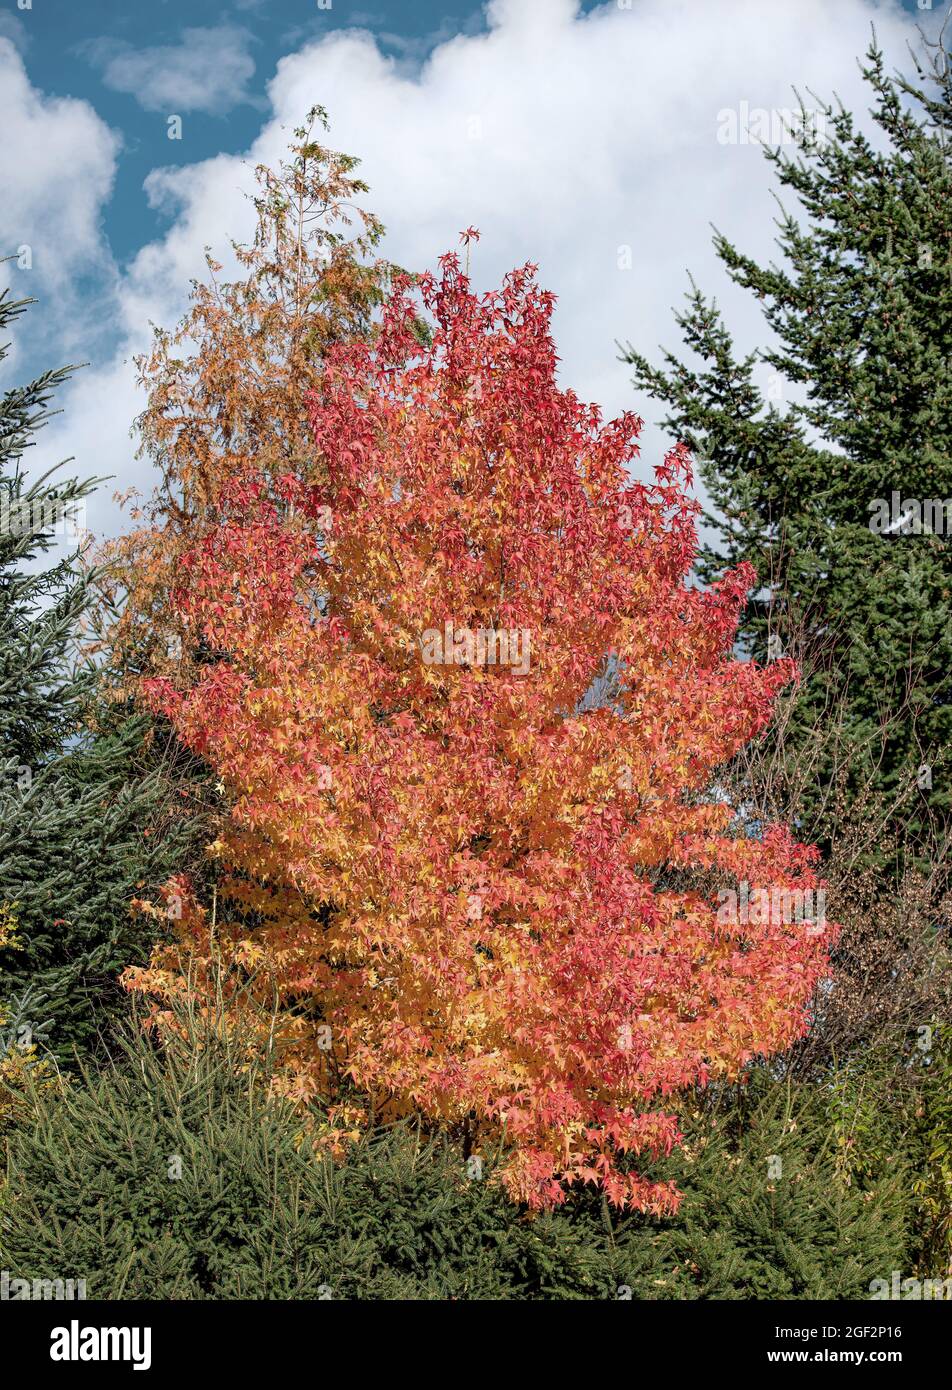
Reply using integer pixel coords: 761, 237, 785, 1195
0, 1017, 619, 1300
0, 1014, 913, 1301
909, 1026, 952, 1273
632, 1076, 913, 1300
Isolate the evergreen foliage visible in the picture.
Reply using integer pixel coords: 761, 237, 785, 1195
624, 41, 952, 847
0, 1019, 911, 1300
0, 288, 206, 1060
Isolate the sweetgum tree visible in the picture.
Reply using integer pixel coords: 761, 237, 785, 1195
126, 243, 834, 1211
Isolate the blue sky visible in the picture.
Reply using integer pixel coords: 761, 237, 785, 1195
3, 1, 500, 265
0, 0, 939, 541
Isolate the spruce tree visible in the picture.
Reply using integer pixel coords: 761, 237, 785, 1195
0, 1016, 911, 1300
0, 285, 205, 1061
624, 36, 952, 853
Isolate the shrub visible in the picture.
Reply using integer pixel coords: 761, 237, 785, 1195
1, 1018, 909, 1300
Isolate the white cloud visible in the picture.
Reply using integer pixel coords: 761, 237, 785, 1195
0, 11, 29, 52
86, 25, 257, 116
31, 0, 918, 544
0, 38, 118, 289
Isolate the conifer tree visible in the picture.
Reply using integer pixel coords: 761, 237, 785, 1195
0, 285, 202, 1060
625, 34, 952, 850
0, 1016, 910, 1301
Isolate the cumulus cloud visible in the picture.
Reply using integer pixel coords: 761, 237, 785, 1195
0, 11, 29, 52
85, 25, 257, 116
31, 0, 918, 543
0, 38, 118, 287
